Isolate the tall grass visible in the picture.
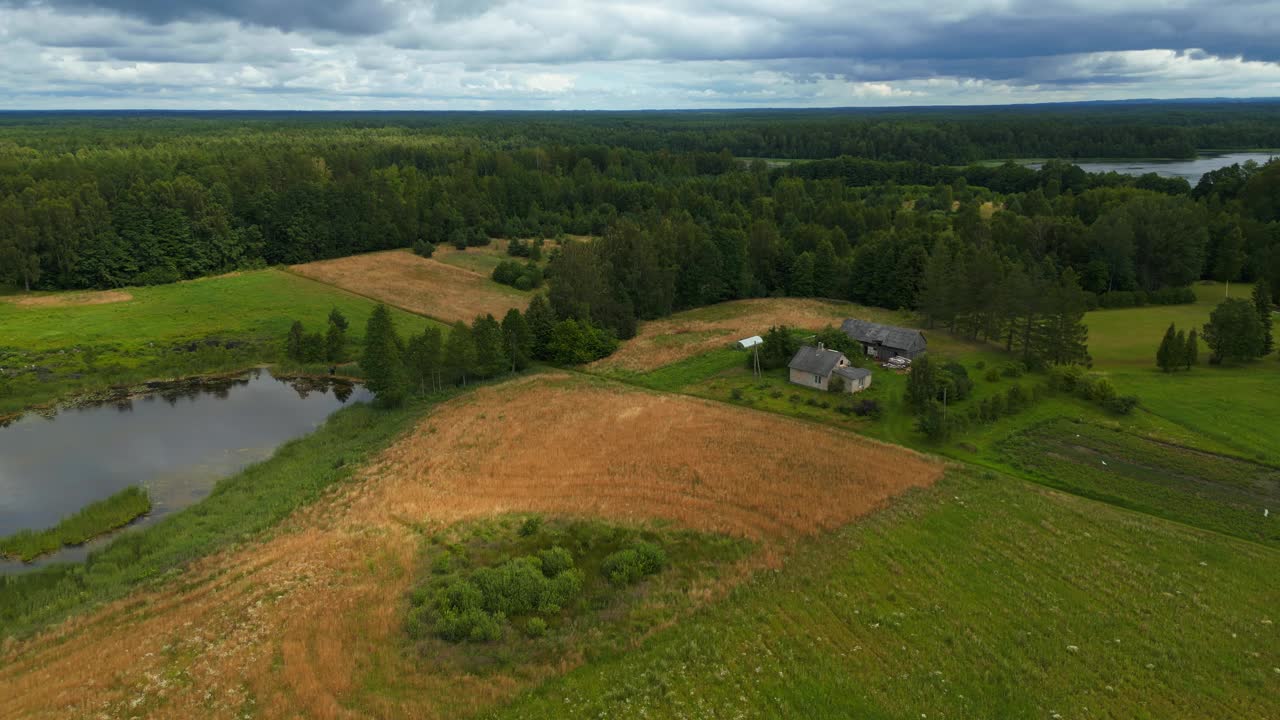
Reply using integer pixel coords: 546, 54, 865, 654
0, 486, 152, 562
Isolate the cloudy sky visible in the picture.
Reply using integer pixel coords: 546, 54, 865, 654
0, 0, 1278, 109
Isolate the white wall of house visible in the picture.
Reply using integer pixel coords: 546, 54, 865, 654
789, 367, 830, 390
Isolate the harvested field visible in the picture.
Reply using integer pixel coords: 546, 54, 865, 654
290, 250, 530, 324
0, 374, 942, 720
593, 298, 904, 373
3, 289, 132, 307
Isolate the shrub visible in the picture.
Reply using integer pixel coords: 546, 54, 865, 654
525, 616, 547, 638
1104, 394, 1140, 415
1000, 362, 1024, 378
853, 399, 882, 419
537, 546, 574, 578
518, 515, 543, 537
430, 551, 454, 575
985, 367, 1002, 383
601, 541, 666, 586
412, 240, 436, 258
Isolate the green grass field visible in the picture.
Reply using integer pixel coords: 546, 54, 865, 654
494, 470, 1280, 719
0, 269, 437, 414
1086, 281, 1280, 463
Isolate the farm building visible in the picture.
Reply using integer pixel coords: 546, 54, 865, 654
787, 344, 872, 393
735, 335, 763, 349
840, 319, 927, 360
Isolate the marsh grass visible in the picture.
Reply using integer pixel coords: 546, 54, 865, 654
0, 486, 152, 562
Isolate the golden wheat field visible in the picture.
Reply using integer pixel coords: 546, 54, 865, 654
289, 250, 530, 324
591, 297, 907, 373
0, 374, 942, 720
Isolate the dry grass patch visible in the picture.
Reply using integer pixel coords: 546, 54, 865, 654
3, 289, 133, 307
0, 374, 941, 720
290, 250, 529, 324
593, 298, 905, 373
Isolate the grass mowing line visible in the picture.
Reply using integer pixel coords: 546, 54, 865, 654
278, 264, 452, 326
0, 487, 151, 563
493, 468, 1280, 720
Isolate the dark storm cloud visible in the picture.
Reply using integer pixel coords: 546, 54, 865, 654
5, 0, 401, 34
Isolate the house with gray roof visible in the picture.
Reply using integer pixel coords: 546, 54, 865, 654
840, 319, 927, 361
787, 344, 872, 393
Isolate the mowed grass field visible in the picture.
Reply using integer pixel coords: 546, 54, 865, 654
289, 249, 534, 325
0, 269, 432, 414
1087, 281, 1280, 463
495, 470, 1279, 719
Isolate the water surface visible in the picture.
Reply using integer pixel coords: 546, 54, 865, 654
0, 369, 368, 570
1030, 151, 1276, 183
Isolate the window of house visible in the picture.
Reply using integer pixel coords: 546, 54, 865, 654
813, 374, 821, 384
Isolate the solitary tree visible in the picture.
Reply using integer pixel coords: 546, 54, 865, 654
1156, 323, 1174, 372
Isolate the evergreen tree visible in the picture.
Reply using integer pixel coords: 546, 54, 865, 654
501, 308, 533, 372
1173, 328, 1188, 370
524, 294, 557, 361
327, 308, 349, 332
286, 320, 305, 362
405, 327, 443, 393
1037, 268, 1090, 366
1156, 323, 1176, 372
325, 311, 347, 362
470, 314, 509, 378
360, 304, 409, 406
1252, 279, 1274, 355
1185, 328, 1199, 369
443, 320, 476, 385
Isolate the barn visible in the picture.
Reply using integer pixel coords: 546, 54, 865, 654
840, 319, 927, 361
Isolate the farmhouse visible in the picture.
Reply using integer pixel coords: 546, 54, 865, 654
840, 319, 927, 361
787, 344, 872, 393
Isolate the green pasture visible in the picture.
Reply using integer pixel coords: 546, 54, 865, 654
0, 270, 437, 414
495, 470, 1280, 719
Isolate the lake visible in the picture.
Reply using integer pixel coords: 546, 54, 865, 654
1030, 151, 1277, 183
0, 369, 369, 570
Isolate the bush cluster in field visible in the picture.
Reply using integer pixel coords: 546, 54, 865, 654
491, 260, 544, 291
0, 486, 151, 562
406, 519, 669, 646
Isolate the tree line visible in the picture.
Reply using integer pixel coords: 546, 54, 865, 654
353, 295, 616, 406
3, 115, 1279, 332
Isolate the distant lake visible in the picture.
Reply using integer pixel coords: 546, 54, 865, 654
0, 369, 368, 570
1028, 151, 1277, 183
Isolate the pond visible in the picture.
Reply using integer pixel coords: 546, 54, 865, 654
0, 369, 369, 571
1029, 151, 1277, 183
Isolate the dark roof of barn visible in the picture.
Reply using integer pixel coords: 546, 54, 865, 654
834, 366, 871, 381
787, 345, 846, 376
840, 319, 927, 353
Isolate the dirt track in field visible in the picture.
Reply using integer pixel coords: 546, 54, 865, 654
289, 250, 530, 324
3, 289, 133, 307
591, 298, 904, 373
0, 374, 942, 720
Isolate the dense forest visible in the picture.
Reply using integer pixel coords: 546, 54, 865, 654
1, 106, 1278, 342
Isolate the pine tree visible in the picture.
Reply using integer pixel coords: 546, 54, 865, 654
405, 327, 443, 393
1185, 328, 1199, 369
470, 314, 509, 379
325, 311, 347, 362
1156, 323, 1176, 372
1173, 328, 1188, 371
286, 320, 305, 362
360, 304, 409, 406
443, 321, 475, 385
501, 308, 532, 372
1252, 279, 1274, 355
524, 294, 557, 361
906, 354, 938, 412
